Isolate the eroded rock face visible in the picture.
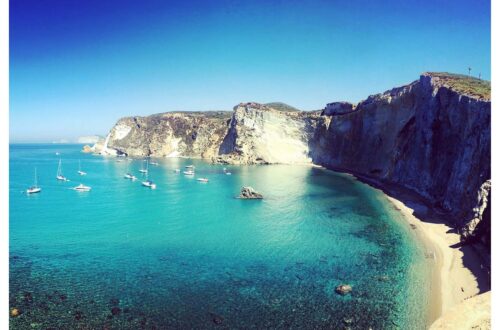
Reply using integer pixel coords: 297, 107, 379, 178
216, 102, 319, 164
310, 74, 491, 231
322, 102, 355, 116
104, 112, 231, 158
460, 180, 491, 247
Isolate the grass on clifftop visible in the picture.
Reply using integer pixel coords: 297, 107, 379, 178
265, 102, 301, 112
425, 72, 491, 100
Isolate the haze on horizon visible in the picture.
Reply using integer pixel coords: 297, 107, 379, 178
10, 0, 491, 142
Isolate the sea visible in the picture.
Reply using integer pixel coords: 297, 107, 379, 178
9, 143, 432, 329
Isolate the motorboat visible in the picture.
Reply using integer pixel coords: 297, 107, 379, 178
72, 184, 91, 191
197, 178, 209, 183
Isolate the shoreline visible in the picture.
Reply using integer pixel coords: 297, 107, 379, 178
341, 172, 491, 327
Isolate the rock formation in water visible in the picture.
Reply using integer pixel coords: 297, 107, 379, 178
96, 72, 491, 251
238, 186, 264, 199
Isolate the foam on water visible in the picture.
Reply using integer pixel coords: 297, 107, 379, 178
10, 144, 432, 329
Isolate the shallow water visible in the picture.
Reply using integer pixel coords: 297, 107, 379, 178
10, 144, 431, 329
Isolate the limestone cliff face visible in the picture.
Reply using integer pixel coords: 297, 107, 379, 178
216, 102, 320, 164
311, 74, 491, 229
104, 111, 231, 158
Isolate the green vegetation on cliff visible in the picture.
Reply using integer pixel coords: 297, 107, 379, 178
425, 72, 490, 100
265, 102, 301, 112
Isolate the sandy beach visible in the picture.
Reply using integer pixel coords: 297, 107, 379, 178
333, 170, 491, 328
370, 183, 490, 327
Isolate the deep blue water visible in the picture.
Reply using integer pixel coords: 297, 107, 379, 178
10, 144, 431, 329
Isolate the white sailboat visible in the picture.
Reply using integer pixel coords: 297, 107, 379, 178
77, 160, 87, 176
124, 161, 137, 180
141, 172, 156, 189
124, 172, 137, 180
139, 159, 149, 174
56, 159, 69, 181
27, 168, 41, 194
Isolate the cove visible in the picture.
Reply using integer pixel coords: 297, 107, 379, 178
10, 144, 432, 329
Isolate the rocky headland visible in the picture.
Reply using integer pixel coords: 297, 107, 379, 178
94, 72, 491, 324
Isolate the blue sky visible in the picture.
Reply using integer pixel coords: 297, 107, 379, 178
10, 0, 491, 142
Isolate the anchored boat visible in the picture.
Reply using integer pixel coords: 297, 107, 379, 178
56, 159, 69, 181
124, 173, 137, 180
72, 184, 91, 191
77, 160, 87, 176
141, 172, 156, 189
27, 168, 41, 194
139, 159, 149, 173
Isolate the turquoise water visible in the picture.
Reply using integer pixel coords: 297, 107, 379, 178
10, 144, 431, 329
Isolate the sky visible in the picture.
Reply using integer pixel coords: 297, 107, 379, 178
10, 0, 491, 142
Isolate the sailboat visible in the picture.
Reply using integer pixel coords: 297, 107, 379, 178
139, 159, 149, 174
124, 173, 137, 180
27, 168, 41, 194
141, 172, 156, 189
77, 160, 87, 176
56, 159, 69, 181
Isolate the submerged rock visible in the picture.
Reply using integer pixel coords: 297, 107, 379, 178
10, 308, 21, 317
74, 310, 83, 321
111, 307, 122, 316
210, 313, 224, 325
335, 284, 352, 295
238, 186, 263, 199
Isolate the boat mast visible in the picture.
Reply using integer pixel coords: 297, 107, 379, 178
34, 167, 38, 187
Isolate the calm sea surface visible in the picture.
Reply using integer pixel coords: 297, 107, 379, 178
10, 144, 431, 329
